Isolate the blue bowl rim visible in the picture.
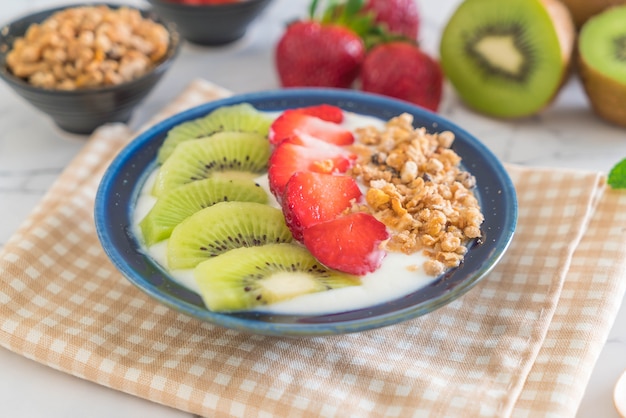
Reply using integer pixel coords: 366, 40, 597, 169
0, 2, 181, 96
146, 0, 273, 10
95, 88, 518, 337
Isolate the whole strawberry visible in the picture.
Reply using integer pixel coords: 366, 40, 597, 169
363, 0, 420, 40
360, 41, 443, 112
276, 21, 365, 88
275, 0, 374, 88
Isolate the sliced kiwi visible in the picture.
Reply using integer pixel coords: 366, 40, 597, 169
167, 201, 293, 270
152, 131, 270, 197
439, 0, 575, 118
157, 103, 274, 163
194, 243, 361, 312
139, 177, 269, 246
578, 4, 626, 127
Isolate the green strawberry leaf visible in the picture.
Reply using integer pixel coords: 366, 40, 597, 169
608, 158, 626, 189
344, 0, 365, 17
308, 0, 417, 49
308, 0, 316, 18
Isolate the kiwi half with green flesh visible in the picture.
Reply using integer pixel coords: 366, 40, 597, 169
139, 177, 269, 246
157, 103, 274, 164
559, 0, 626, 29
578, 5, 626, 128
439, 0, 575, 118
167, 201, 293, 270
194, 243, 360, 312
152, 131, 270, 197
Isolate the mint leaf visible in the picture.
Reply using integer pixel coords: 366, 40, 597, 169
608, 158, 626, 189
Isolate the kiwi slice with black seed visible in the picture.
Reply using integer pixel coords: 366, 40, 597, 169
194, 243, 361, 312
167, 201, 293, 270
157, 103, 274, 163
139, 177, 269, 246
578, 4, 626, 127
152, 131, 270, 197
439, 0, 575, 118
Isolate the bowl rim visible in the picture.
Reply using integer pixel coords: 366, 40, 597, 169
95, 88, 519, 337
0, 2, 181, 96
145, 0, 272, 9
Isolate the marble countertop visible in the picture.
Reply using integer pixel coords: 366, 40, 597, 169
0, 0, 625, 416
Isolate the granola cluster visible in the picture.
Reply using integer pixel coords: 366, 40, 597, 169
6, 6, 170, 90
350, 113, 484, 276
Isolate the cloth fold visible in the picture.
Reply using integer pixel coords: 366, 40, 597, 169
0, 79, 624, 417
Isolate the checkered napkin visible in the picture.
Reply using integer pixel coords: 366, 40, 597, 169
1, 79, 625, 418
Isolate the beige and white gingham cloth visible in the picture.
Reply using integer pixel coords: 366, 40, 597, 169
1, 79, 625, 417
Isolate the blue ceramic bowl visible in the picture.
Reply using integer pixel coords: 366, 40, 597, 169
146, 0, 273, 46
95, 89, 518, 337
0, 4, 181, 134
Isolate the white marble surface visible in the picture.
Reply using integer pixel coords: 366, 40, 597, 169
0, 0, 624, 417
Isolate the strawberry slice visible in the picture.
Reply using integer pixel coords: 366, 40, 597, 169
268, 110, 354, 146
282, 171, 362, 241
268, 134, 356, 199
292, 104, 345, 123
302, 212, 389, 275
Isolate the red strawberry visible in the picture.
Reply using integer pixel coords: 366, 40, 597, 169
302, 212, 389, 275
291, 104, 345, 123
275, 20, 365, 88
360, 41, 443, 112
363, 0, 420, 40
268, 134, 356, 199
275, 0, 376, 88
282, 171, 362, 241
269, 110, 354, 146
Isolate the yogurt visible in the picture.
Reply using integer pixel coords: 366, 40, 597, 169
132, 111, 438, 315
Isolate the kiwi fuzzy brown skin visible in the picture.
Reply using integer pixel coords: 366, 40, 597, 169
439, 0, 576, 119
577, 5, 626, 128
524, 0, 578, 113
578, 62, 626, 127
558, 0, 626, 28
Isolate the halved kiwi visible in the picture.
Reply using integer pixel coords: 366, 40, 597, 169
167, 201, 293, 270
559, 0, 626, 29
439, 0, 575, 118
578, 4, 626, 127
194, 243, 361, 312
152, 131, 271, 197
157, 103, 274, 163
139, 177, 269, 246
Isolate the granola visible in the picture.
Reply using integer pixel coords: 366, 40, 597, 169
350, 113, 484, 276
6, 6, 170, 90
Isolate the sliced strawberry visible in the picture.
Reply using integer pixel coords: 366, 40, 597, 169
268, 110, 354, 146
268, 134, 356, 199
283, 132, 355, 150
291, 104, 344, 123
302, 212, 389, 275
282, 171, 362, 241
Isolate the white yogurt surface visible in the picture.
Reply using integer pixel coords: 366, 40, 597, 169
132, 111, 437, 315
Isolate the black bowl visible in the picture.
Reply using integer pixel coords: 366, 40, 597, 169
147, 0, 273, 46
0, 4, 181, 135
